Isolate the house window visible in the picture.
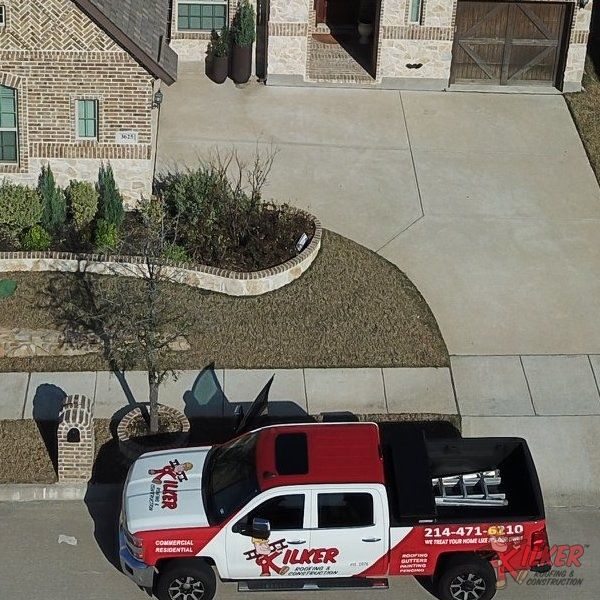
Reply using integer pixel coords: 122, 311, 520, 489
178, 1, 227, 31
76, 99, 98, 139
409, 0, 423, 24
0, 85, 18, 164
0, 5, 6, 27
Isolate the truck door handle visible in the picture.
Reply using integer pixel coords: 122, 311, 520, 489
362, 538, 381, 542
287, 540, 306, 545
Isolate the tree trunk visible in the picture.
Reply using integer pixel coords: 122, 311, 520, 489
149, 370, 160, 434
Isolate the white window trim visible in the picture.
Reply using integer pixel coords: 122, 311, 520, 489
75, 99, 99, 141
0, 86, 18, 165
176, 0, 229, 33
0, 5, 6, 28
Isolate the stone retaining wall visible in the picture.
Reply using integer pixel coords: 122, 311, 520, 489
0, 220, 321, 297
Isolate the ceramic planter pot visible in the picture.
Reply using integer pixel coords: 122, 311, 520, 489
211, 54, 229, 84
231, 43, 253, 84
358, 21, 374, 45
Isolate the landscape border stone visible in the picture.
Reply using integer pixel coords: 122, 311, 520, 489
116, 403, 191, 461
0, 218, 322, 296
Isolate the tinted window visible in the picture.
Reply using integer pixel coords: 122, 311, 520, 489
244, 495, 305, 530
318, 493, 374, 528
204, 432, 260, 525
275, 433, 308, 475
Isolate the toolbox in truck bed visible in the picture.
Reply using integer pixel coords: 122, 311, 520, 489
379, 424, 545, 525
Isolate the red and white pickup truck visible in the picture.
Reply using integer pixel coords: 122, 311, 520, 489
119, 422, 551, 600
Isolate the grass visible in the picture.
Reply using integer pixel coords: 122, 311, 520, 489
565, 51, 600, 183
0, 230, 449, 371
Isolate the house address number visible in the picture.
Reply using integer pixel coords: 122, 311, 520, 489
115, 131, 139, 144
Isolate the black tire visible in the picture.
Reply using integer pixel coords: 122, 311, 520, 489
155, 560, 216, 600
436, 556, 497, 600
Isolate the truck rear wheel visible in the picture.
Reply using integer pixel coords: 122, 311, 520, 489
155, 560, 216, 600
436, 556, 496, 600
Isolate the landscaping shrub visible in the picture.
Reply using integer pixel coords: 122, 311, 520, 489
231, 0, 256, 46
38, 164, 66, 234
163, 243, 190, 264
156, 151, 314, 270
97, 163, 124, 228
94, 218, 119, 253
21, 224, 52, 251
66, 180, 98, 231
209, 26, 230, 57
0, 181, 43, 232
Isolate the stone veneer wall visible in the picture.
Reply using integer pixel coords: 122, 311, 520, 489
267, 0, 309, 76
0, 0, 157, 203
377, 0, 454, 85
564, 1, 593, 91
0, 218, 322, 296
265, 0, 591, 91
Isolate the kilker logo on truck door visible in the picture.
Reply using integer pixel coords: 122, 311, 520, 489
244, 534, 340, 577
147, 459, 192, 510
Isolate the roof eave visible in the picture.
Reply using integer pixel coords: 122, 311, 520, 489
71, 0, 177, 85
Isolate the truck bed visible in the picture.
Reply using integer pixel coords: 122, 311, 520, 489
379, 423, 545, 526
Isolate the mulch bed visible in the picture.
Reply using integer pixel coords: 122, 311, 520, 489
0, 230, 449, 371
566, 53, 600, 184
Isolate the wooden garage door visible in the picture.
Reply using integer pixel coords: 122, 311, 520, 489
451, 1, 569, 86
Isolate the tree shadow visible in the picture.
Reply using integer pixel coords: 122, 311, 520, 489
32, 383, 67, 475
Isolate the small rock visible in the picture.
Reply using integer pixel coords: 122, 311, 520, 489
58, 534, 78, 546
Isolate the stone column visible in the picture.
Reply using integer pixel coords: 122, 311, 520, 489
57, 394, 95, 483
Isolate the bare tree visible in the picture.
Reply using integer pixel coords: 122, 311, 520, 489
45, 196, 191, 433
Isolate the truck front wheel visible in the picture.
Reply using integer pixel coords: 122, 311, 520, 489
155, 560, 216, 600
436, 556, 496, 600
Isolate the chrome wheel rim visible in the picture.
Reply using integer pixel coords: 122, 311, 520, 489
449, 572, 487, 600
168, 576, 206, 600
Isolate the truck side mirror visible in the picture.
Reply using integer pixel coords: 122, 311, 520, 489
252, 518, 270, 539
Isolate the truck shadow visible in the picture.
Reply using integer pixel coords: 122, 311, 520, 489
84, 365, 314, 573
84, 365, 459, 577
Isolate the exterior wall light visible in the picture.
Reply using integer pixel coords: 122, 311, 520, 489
153, 89, 164, 108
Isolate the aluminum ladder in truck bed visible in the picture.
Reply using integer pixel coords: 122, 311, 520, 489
432, 470, 508, 507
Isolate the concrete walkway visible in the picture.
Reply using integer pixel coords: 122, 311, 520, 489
155, 69, 600, 506
158, 66, 600, 357
0, 367, 456, 420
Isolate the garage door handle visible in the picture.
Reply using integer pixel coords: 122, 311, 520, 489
362, 538, 381, 542
287, 540, 306, 545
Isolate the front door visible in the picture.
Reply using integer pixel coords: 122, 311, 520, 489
451, 1, 569, 87
225, 492, 309, 579
308, 489, 388, 576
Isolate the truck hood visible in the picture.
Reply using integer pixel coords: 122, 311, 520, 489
124, 447, 211, 533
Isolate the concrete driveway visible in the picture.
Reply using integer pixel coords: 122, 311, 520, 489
158, 65, 600, 357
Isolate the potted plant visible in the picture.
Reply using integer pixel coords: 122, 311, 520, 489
208, 26, 230, 84
230, 0, 256, 84
357, 0, 375, 45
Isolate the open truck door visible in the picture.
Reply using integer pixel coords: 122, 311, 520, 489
234, 375, 274, 435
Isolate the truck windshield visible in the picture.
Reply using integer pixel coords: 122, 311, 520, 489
203, 432, 260, 525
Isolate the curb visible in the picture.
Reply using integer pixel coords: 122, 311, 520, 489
0, 483, 122, 502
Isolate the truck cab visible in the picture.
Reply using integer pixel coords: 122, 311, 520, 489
120, 422, 551, 600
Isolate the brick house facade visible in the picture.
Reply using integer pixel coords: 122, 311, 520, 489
170, 0, 592, 92
0, 0, 177, 203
